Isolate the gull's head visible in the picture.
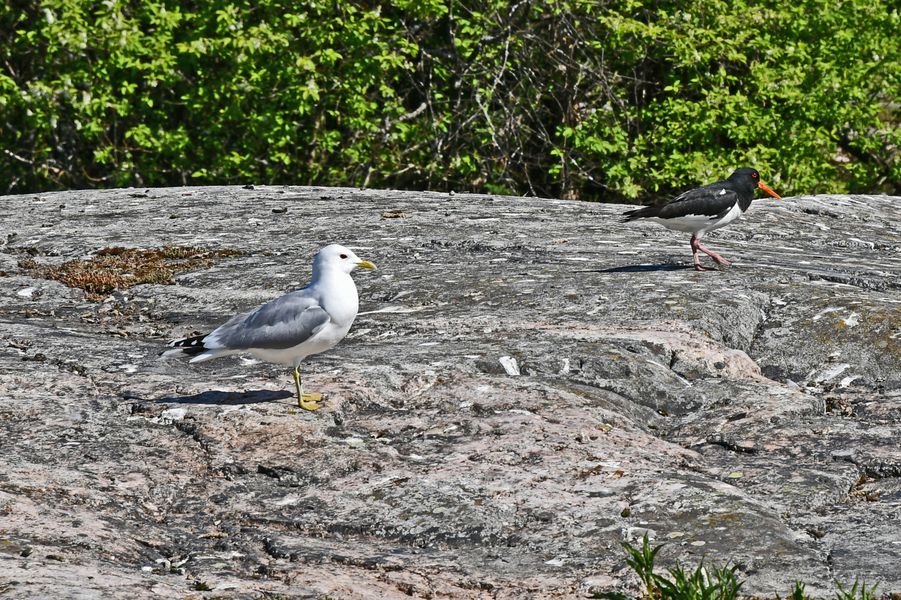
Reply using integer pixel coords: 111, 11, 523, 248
313, 244, 377, 275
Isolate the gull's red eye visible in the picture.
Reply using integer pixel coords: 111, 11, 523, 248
340, 253, 348, 259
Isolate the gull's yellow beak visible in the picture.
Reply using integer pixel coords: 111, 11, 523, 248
356, 260, 377, 270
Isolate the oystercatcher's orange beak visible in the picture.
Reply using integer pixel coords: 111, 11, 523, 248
758, 181, 781, 200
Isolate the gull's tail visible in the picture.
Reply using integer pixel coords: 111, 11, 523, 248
161, 333, 209, 359
161, 332, 239, 363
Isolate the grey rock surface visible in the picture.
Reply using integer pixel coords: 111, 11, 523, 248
0, 186, 899, 598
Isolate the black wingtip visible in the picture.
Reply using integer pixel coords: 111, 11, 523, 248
170, 334, 208, 356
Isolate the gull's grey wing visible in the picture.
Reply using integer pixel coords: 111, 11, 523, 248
206, 291, 331, 351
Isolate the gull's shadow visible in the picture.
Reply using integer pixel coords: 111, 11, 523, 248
152, 389, 293, 405
586, 263, 693, 273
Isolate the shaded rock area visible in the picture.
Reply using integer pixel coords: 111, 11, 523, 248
1, 186, 899, 598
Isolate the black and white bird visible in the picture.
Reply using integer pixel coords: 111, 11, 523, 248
163, 244, 377, 410
623, 168, 781, 271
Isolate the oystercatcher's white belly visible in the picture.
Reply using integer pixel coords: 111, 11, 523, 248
651, 202, 743, 235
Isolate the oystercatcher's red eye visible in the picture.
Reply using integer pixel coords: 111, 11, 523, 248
340, 253, 348, 259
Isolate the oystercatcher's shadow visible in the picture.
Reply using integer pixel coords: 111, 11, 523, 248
585, 263, 693, 273
150, 389, 293, 405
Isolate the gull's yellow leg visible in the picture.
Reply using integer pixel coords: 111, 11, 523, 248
293, 366, 322, 411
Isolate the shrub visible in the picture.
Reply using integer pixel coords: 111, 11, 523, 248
1, 0, 898, 201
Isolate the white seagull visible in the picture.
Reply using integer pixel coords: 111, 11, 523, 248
163, 244, 376, 410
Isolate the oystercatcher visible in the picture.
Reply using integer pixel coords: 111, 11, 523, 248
622, 168, 781, 271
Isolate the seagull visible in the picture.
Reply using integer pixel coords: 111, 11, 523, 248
622, 168, 781, 270
163, 244, 376, 410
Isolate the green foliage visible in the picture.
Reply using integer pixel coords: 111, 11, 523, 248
781, 581, 810, 600
834, 579, 878, 600
573, 0, 901, 199
655, 563, 743, 600
623, 534, 664, 598
1, 0, 421, 191
1, 0, 898, 200
615, 535, 742, 600
605, 535, 881, 600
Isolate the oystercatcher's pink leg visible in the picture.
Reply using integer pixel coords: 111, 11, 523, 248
690, 235, 714, 271
696, 242, 731, 267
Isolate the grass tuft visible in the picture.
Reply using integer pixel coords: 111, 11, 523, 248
594, 535, 882, 600
623, 534, 663, 598
780, 581, 810, 600
656, 562, 742, 600
834, 579, 878, 600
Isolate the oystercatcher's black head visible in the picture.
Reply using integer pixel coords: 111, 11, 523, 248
728, 168, 781, 200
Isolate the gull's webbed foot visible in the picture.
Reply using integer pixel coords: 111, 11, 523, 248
298, 392, 323, 411
293, 367, 322, 410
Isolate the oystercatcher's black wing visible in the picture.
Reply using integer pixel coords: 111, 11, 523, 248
623, 182, 739, 221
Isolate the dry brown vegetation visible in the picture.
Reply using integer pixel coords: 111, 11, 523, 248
19, 246, 242, 300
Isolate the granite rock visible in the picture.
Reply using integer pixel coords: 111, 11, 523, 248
0, 187, 899, 598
